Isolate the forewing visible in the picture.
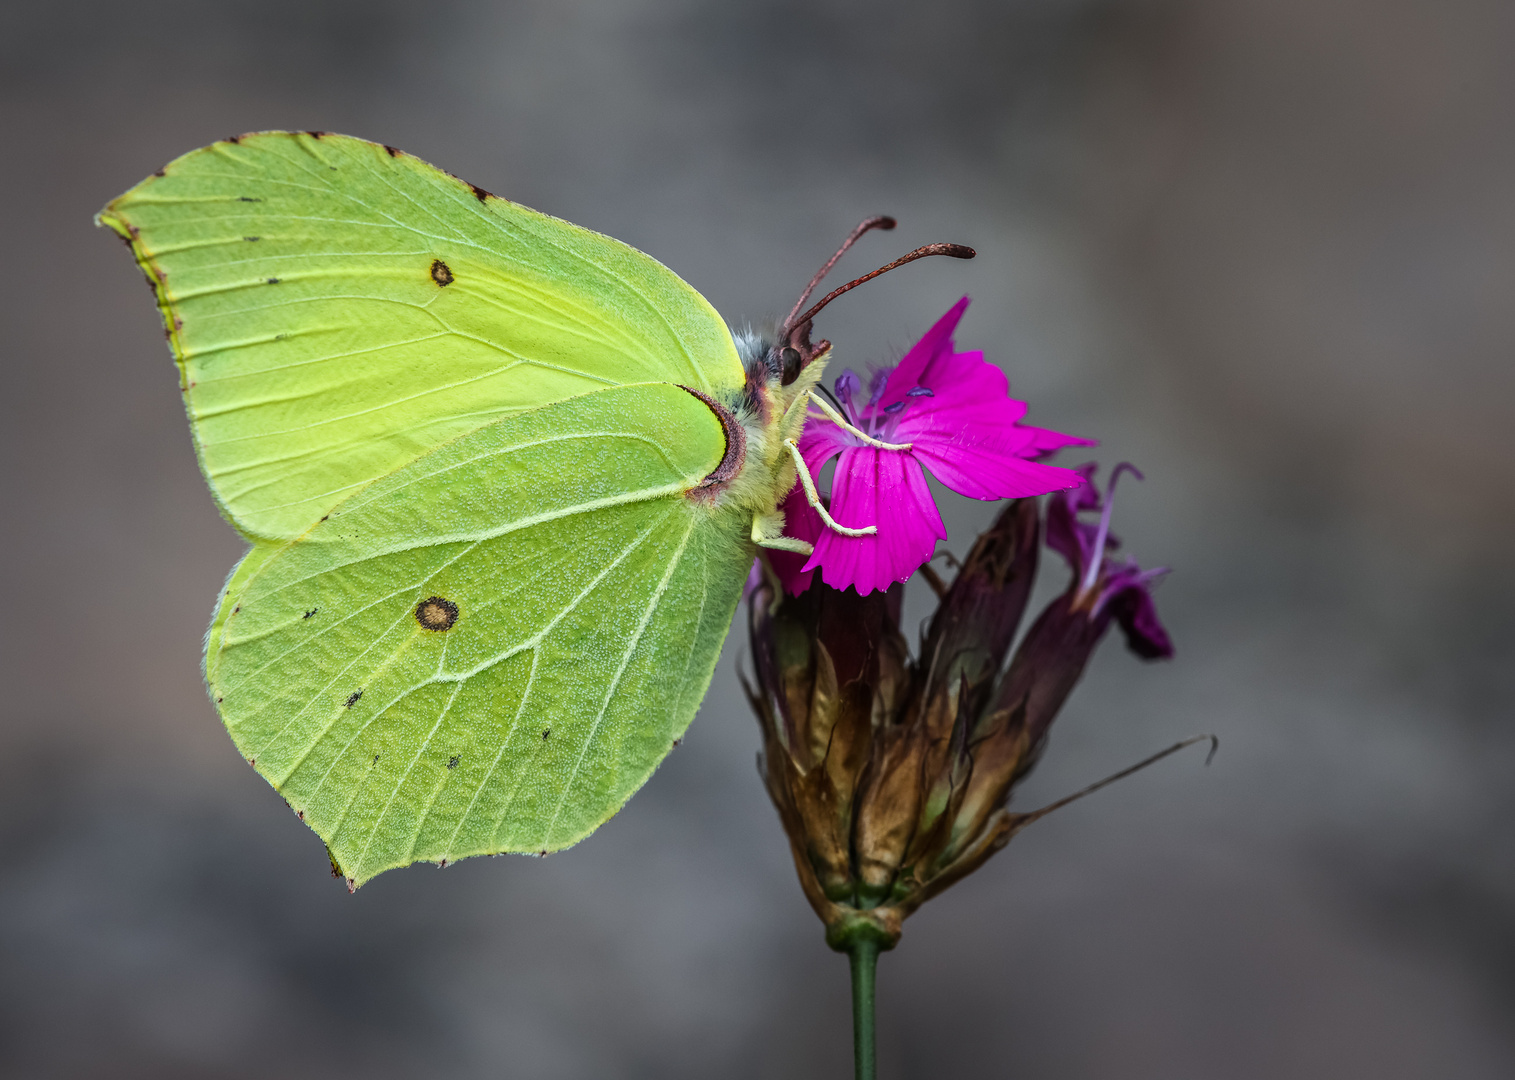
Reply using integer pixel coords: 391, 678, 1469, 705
98, 131, 744, 540
210, 384, 752, 886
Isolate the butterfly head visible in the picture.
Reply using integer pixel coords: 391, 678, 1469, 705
738, 218, 975, 416
718, 220, 976, 528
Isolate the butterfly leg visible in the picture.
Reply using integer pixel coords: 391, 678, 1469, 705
752, 514, 814, 555
807, 393, 912, 451
781, 439, 878, 538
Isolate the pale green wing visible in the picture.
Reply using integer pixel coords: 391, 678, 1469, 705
97, 131, 744, 541
210, 383, 752, 886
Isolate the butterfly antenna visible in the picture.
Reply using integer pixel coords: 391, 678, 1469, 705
791, 243, 976, 335
783, 215, 897, 331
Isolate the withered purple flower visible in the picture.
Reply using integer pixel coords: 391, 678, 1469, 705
1045, 462, 1174, 660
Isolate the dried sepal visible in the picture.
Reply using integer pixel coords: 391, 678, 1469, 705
744, 484, 1174, 951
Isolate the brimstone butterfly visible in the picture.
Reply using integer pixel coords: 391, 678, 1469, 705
99, 131, 968, 887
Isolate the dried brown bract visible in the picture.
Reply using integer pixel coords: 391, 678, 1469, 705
744, 491, 1185, 953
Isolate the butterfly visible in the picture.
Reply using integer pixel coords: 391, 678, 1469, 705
99, 131, 970, 887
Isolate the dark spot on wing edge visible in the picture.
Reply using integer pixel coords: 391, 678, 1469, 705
468, 183, 492, 201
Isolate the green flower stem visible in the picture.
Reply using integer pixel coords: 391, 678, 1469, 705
848, 936, 880, 1080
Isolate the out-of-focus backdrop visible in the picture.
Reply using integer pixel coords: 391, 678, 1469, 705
3, 1, 1512, 1076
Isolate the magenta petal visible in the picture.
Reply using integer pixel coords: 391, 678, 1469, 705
876, 296, 971, 410
1019, 423, 1098, 459
919, 349, 1011, 404
912, 439, 1086, 501
888, 347, 1090, 499
889, 353, 1032, 449
893, 352, 1090, 462
802, 449, 944, 594
898, 355, 1025, 426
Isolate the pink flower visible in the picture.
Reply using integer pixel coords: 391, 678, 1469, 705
780, 297, 1091, 595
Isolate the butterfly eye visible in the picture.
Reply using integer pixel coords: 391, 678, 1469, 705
778, 346, 802, 385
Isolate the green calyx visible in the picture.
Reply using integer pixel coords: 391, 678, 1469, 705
824, 907, 902, 954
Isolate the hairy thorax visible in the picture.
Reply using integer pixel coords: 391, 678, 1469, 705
681, 329, 827, 546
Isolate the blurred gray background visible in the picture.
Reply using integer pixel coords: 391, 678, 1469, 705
3, 0, 1513, 1076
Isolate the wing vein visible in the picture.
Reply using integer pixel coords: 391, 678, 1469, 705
540, 513, 697, 845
